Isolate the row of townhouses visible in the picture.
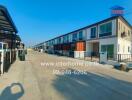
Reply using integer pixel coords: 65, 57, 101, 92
34, 16, 132, 62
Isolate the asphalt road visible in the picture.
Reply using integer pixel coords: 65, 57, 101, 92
0, 50, 132, 100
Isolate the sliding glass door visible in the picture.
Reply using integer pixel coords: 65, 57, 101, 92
101, 44, 114, 58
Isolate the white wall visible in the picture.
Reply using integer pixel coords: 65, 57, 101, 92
74, 51, 85, 58
117, 38, 131, 54
117, 18, 132, 54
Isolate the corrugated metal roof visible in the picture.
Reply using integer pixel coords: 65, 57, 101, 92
0, 5, 18, 33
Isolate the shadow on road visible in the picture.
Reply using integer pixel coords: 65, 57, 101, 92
52, 69, 132, 100
0, 83, 24, 100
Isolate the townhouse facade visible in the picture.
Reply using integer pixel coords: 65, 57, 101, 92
86, 16, 132, 60
34, 16, 132, 60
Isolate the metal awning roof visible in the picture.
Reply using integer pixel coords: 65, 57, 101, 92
0, 5, 18, 33
0, 33, 17, 40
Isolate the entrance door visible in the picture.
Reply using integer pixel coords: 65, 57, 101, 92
101, 44, 114, 58
93, 42, 99, 56
4, 51, 11, 72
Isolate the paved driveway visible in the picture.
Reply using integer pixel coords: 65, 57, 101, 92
0, 50, 132, 100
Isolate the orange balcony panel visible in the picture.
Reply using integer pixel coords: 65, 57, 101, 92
76, 41, 85, 51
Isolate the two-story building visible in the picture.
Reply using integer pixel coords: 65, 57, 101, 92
86, 16, 132, 60
34, 16, 132, 61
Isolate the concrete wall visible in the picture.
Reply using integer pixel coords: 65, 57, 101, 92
74, 51, 85, 58
117, 18, 132, 54
117, 38, 131, 54
117, 18, 132, 41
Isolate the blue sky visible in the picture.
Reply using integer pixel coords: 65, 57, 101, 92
0, 0, 132, 46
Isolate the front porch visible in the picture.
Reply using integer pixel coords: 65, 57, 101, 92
85, 40, 99, 62
86, 40, 99, 56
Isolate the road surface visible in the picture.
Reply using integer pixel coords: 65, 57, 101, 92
0, 50, 132, 100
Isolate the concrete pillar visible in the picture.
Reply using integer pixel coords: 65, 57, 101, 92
0, 50, 4, 74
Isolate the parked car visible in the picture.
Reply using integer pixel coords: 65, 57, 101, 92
114, 62, 132, 72
126, 63, 132, 72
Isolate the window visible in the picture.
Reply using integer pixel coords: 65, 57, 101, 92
63, 35, 69, 43
91, 27, 96, 38
63, 36, 66, 43
66, 35, 69, 42
72, 33, 77, 41
69, 34, 72, 42
79, 31, 83, 40
101, 44, 114, 58
55, 39, 57, 44
57, 38, 60, 44
52, 40, 54, 45
101, 45, 107, 52
99, 22, 112, 37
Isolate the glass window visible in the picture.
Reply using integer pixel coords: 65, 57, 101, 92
63, 35, 69, 43
5, 44, 8, 49
72, 33, 77, 41
59, 38, 61, 43
63, 36, 66, 43
67, 35, 69, 42
99, 22, 112, 37
101, 44, 114, 58
91, 27, 96, 38
101, 45, 107, 52
79, 31, 83, 40
57, 38, 61, 44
